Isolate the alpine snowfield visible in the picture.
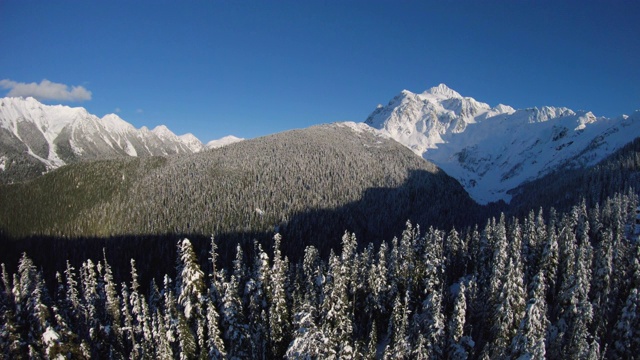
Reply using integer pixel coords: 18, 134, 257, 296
365, 84, 640, 204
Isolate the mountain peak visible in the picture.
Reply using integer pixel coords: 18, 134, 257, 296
424, 83, 462, 99
0, 97, 206, 183
206, 135, 244, 149
363, 85, 640, 204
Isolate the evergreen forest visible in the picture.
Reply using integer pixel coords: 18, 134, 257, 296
1, 191, 640, 359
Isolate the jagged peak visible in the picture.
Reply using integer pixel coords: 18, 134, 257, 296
424, 83, 462, 99
152, 124, 175, 137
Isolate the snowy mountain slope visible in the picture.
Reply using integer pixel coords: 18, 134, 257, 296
205, 135, 244, 149
365, 84, 640, 204
0, 97, 205, 182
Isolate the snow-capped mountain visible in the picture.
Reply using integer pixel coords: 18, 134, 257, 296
205, 135, 244, 149
365, 84, 640, 204
0, 97, 205, 182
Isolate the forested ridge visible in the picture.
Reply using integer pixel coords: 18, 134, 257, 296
0, 124, 481, 264
1, 191, 639, 359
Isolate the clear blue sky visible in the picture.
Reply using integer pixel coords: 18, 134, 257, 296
1, 1, 639, 142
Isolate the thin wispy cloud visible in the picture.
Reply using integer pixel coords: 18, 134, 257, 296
136, 109, 144, 114
0, 79, 92, 102
114, 107, 121, 113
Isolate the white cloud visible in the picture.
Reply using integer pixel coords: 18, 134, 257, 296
136, 108, 144, 114
0, 79, 92, 102
114, 107, 121, 113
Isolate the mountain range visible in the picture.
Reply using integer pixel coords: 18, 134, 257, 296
365, 84, 640, 204
2, 85, 639, 206
0, 97, 242, 183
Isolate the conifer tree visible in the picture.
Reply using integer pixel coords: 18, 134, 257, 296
510, 271, 549, 359
162, 275, 180, 356
412, 226, 445, 358
366, 320, 378, 360
16, 253, 51, 357
448, 281, 472, 360
246, 241, 269, 359
101, 251, 123, 355
384, 291, 410, 360
176, 239, 206, 321
611, 242, 640, 357
221, 244, 250, 359
302, 245, 323, 310
286, 302, 329, 359
370, 240, 391, 332
322, 236, 356, 359
205, 237, 226, 358
0, 263, 21, 358
205, 295, 226, 359
269, 233, 292, 358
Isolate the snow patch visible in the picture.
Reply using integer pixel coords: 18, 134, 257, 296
206, 135, 244, 149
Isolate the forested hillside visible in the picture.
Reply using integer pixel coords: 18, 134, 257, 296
1, 191, 638, 359
0, 124, 482, 279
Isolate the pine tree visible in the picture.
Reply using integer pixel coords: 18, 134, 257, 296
370, 240, 392, 333
0, 263, 21, 358
448, 280, 474, 360
366, 320, 378, 360
322, 235, 356, 359
445, 227, 466, 287
612, 288, 639, 358
302, 245, 324, 310
162, 275, 180, 357
611, 242, 640, 357
412, 226, 445, 358
269, 233, 292, 358
153, 309, 174, 359
591, 227, 614, 342
384, 291, 410, 359
221, 244, 250, 359
246, 241, 269, 359
206, 236, 226, 359
286, 302, 329, 359
554, 229, 594, 359
176, 239, 206, 321
16, 253, 51, 358
205, 295, 226, 359
100, 251, 123, 356
510, 271, 549, 359
129, 259, 154, 358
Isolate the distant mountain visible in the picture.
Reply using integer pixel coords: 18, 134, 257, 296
206, 135, 244, 149
365, 84, 640, 204
0, 97, 205, 183
0, 123, 481, 256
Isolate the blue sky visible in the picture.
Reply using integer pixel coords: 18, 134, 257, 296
1, 1, 639, 142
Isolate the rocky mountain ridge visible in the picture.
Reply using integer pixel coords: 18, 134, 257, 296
0, 97, 239, 183
365, 84, 640, 204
